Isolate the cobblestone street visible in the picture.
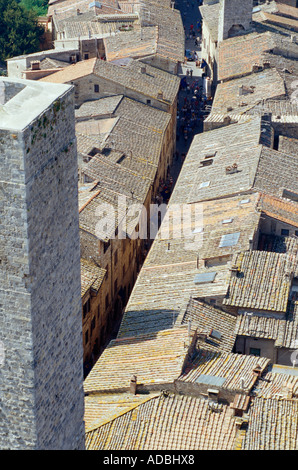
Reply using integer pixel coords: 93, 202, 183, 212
169, 0, 205, 187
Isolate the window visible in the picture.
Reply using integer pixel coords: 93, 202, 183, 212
222, 218, 233, 224
105, 294, 109, 310
94, 84, 99, 93
84, 53, 89, 60
83, 298, 90, 318
194, 271, 217, 284
114, 250, 118, 266
281, 229, 289, 236
85, 330, 89, 345
114, 279, 118, 294
249, 348, 260, 357
295, 231, 298, 237
117, 154, 126, 164
146, 99, 151, 105
219, 232, 240, 248
199, 181, 210, 189
200, 159, 213, 167
91, 317, 96, 333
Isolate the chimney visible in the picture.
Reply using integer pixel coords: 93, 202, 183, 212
291, 35, 297, 43
77, 8, 80, 15
225, 163, 238, 174
230, 264, 239, 277
197, 331, 208, 341
157, 91, 163, 100
238, 85, 244, 96
130, 375, 137, 395
140, 66, 146, 74
252, 63, 260, 73
263, 60, 270, 69
252, 364, 262, 377
240, 377, 246, 390
31, 60, 40, 71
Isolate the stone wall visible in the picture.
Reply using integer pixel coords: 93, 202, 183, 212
218, 0, 254, 42
0, 85, 85, 449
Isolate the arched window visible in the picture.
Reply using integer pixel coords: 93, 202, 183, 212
228, 24, 245, 38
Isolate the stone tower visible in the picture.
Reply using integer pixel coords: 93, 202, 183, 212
218, 0, 254, 42
0, 78, 85, 449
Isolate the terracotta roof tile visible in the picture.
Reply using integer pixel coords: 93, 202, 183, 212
85, 393, 239, 450
83, 326, 194, 394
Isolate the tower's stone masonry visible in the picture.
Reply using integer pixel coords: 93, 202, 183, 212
0, 78, 85, 449
218, 0, 254, 42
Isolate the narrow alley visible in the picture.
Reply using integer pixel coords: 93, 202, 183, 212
163, 0, 212, 193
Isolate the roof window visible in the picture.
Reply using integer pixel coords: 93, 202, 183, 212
219, 232, 240, 248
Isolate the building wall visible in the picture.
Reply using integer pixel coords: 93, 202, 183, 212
0, 86, 85, 449
140, 55, 178, 74
82, 279, 111, 372
201, 20, 218, 83
259, 215, 298, 238
235, 336, 276, 362
7, 49, 79, 79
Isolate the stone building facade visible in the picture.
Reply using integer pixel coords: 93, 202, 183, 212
0, 78, 85, 449
218, 0, 254, 42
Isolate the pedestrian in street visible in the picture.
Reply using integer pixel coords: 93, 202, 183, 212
190, 69, 193, 78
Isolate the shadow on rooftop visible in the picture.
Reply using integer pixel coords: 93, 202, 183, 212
111, 308, 183, 345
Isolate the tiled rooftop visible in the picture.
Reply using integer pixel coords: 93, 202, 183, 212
81, 257, 106, 297
85, 393, 239, 450
79, 185, 139, 241
49, 0, 127, 22
211, 68, 286, 116
83, 326, 195, 394
93, 58, 180, 104
242, 397, 298, 450
83, 154, 153, 205
174, 116, 298, 205
257, 193, 298, 228
223, 249, 298, 312
218, 31, 275, 82
253, 367, 298, 399
84, 391, 159, 432
178, 349, 270, 394
234, 302, 298, 349
173, 117, 263, 205
199, 2, 220, 42
182, 297, 238, 353
253, 146, 298, 198
139, 0, 185, 62
75, 95, 123, 119
39, 57, 97, 82
278, 135, 298, 156
104, 26, 158, 61
41, 57, 180, 105
54, 11, 139, 39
